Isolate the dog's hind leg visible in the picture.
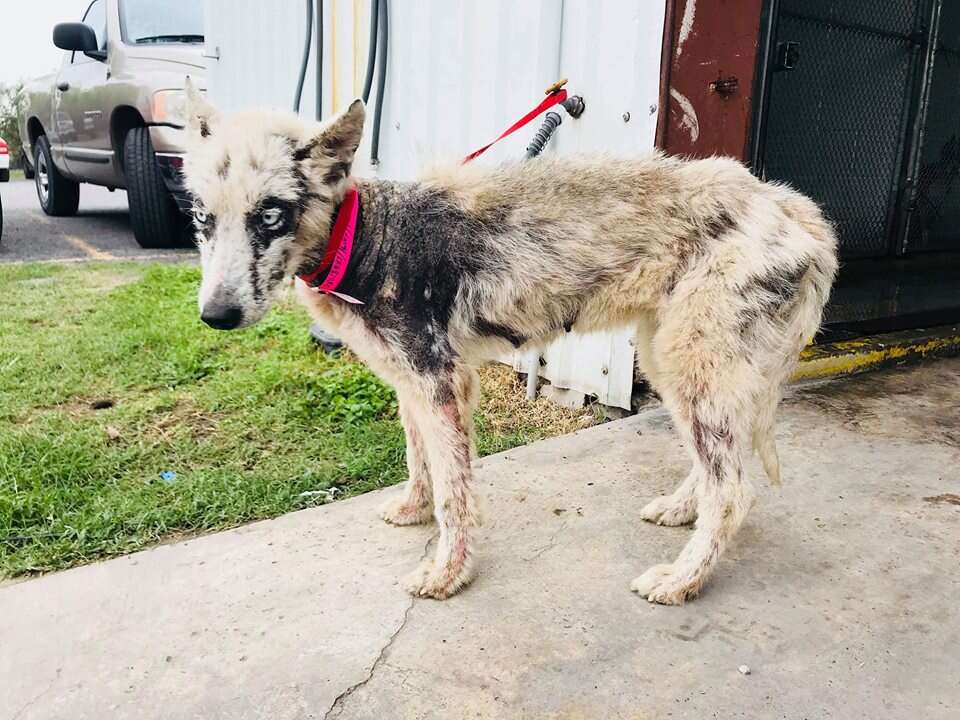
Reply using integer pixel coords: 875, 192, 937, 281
379, 395, 435, 526
640, 468, 701, 526
635, 311, 700, 526
401, 367, 481, 599
631, 301, 761, 605
631, 382, 756, 604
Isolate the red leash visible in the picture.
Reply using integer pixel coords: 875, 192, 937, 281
462, 88, 568, 163
299, 84, 570, 301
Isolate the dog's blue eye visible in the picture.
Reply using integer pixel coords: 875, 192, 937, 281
261, 208, 283, 228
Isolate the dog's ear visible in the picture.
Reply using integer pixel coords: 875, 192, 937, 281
296, 99, 365, 183
184, 76, 218, 142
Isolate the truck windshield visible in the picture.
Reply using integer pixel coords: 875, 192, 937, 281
121, 0, 204, 44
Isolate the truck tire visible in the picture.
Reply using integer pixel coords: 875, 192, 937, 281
35, 135, 80, 216
123, 127, 186, 248
0, 170, 9, 182
22, 152, 35, 180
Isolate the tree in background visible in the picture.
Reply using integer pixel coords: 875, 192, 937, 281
0, 84, 27, 169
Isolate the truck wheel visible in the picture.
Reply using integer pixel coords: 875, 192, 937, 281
123, 127, 186, 249
35, 135, 80, 216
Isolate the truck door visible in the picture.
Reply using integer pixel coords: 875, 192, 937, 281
57, 0, 113, 184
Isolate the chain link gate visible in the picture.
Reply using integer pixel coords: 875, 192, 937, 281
758, 0, 960, 260
906, 0, 960, 253
760, 0, 929, 259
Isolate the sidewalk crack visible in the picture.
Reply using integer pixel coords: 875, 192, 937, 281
323, 533, 434, 719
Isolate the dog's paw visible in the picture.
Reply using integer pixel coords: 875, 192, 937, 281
401, 560, 435, 595
630, 564, 699, 606
378, 496, 434, 526
401, 558, 474, 600
639, 495, 697, 526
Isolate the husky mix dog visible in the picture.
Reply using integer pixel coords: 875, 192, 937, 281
181, 86, 837, 605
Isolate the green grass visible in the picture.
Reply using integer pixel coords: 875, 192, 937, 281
0, 262, 589, 577
8, 169, 25, 182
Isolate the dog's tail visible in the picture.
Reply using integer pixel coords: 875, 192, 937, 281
753, 399, 782, 486
754, 190, 839, 487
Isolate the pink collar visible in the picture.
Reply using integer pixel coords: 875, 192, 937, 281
296, 187, 364, 304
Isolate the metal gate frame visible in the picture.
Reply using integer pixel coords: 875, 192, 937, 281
750, 0, 947, 260
899, 0, 944, 254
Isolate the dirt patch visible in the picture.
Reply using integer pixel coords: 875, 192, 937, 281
87, 267, 144, 292
478, 364, 600, 437
45, 398, 112, 419
20, 395, 221, 445
792, 356, 960, 448
327, 352, 601, 437
20, 396, 124, 424
924, 494, 960, 507
143, 398, 221, 443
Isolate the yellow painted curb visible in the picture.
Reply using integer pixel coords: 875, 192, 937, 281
793, 328, 960, 381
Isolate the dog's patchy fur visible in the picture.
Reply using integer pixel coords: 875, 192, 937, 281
182, 85, 838, 604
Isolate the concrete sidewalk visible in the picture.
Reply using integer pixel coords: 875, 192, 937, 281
3, 360, 959, 720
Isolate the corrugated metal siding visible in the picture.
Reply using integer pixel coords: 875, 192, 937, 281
203, 0, 665, 409
540, 1, 665, 409
357, 0, 564, 176
204, 2, 319, 114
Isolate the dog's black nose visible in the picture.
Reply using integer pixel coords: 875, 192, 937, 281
201, 304, 243, 330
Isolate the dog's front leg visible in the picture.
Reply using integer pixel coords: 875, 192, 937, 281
379, 395, 435, 525
401, 380, 480, 599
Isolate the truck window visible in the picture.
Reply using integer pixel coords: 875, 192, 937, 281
72, 0, 107, 63
120, 0, 204, 45
82, 0, 107, 50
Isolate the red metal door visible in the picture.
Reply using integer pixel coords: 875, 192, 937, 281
657, 0, 765, 161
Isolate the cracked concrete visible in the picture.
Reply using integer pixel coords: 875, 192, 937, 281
3, 358, 959, 719
323, 536, 434, 720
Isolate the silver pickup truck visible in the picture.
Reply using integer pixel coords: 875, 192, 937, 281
19, 0, 206, 248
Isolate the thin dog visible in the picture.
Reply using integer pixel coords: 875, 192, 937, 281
182, 85, 837, 605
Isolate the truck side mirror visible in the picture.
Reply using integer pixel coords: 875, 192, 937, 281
53, 23, 106, 61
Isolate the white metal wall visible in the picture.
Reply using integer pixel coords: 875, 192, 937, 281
203, 0, 665, 409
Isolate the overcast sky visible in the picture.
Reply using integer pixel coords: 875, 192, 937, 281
0, 1, 82, 87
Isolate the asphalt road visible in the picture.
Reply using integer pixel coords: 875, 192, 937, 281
0, 179, 196, 264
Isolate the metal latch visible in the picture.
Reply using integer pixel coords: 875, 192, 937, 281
775, 41, 800, 71
710, 76, 739, 96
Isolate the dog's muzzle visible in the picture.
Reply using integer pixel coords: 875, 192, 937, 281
201, 288, 244, 330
